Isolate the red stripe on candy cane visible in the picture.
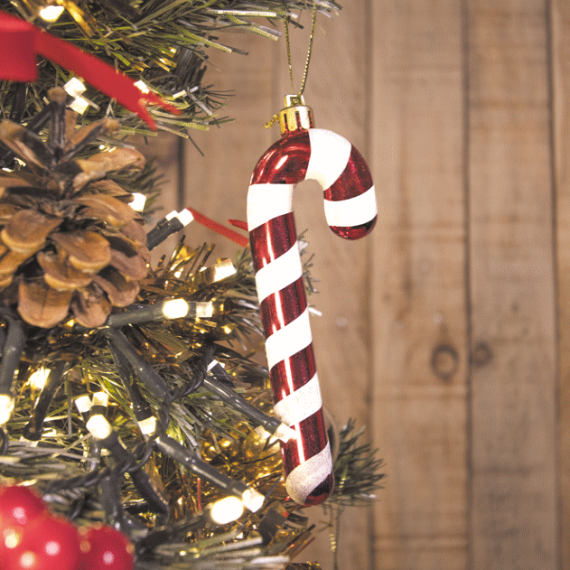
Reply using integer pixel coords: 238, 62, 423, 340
247, 127, 377, 506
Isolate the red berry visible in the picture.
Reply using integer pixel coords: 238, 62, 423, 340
0, 486, 46, 528
5, 514, 81, 570
79, 525, 134, 570
0, 486, 47, 559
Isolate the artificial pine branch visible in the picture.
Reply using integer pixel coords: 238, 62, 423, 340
0, 0, 340, 137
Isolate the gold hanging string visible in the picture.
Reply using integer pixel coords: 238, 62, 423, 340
265, 6, 318, 128
284, 4, 318, 99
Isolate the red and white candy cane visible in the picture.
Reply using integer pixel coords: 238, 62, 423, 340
247, 100, 377, 505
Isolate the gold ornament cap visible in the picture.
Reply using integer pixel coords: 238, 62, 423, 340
278, 95, 314, 135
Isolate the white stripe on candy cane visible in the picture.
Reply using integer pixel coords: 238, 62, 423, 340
286, 442, 334, 505
247, 183, 294, 231
306, 129, 352, 189
274, 374, 322, 425
324, 185, 378, 228
255, 243, 303, 303
264, 308, 312, 371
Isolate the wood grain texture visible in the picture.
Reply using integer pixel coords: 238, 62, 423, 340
370, 1, 468, 569
467, 1, 558, 568
181, 31, 274, 263
551, 1, 570, 567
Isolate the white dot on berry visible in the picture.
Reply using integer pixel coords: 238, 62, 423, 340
103, 551, 115, 565
45, 540, 61, 555
20, 551, 37, 569
13, 507, 25, 523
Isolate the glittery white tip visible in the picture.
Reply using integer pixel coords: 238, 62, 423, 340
286, 442, 333, 504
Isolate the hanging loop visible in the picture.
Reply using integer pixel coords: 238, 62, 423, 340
284, 4, 318, 99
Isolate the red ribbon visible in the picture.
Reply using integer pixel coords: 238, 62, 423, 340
186, 208, 249, 248
0, 12, 179, 130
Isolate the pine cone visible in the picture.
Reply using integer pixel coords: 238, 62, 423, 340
0, 88, 150, 329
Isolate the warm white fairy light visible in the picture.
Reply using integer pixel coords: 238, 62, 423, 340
39, 4, 64, 22
134, 80, 150, 94
74, 395, 92, 414
0, 394, 14, 426
69, 97, 90, 114
241, 488, 264, 513
63, 78, 93, 114
177, 209, 194, 226
92, 392, 108, 408
86, 414, 113, 440
162, 299, 190, 319
210, 496, 244, 525
130, 193, 147, 212
138, 416, 157, 436
28, 367, 50, 390
199, 260, 236, 282
64, 77, 86, 98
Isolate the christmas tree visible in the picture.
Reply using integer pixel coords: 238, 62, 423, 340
0, 2, 383, 569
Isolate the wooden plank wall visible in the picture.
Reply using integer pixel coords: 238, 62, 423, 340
143, 1, 570, 568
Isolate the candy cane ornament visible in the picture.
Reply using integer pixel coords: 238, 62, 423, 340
247, 97, 377, 506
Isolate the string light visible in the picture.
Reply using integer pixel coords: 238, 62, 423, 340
209, 496, 244, 525
91, 392, 109, 416
154, 434, 265, 512
0, 394, 14, 426
146, 210, 194, 250
0, 318, 26, 399
63, 78, 91, 114
28, 367, 50, 391
102, 329, 171, 398
130, 193, 147, 212
38, 5, 65, 22
86, 414, 112, 440
86, 415, 169, 515
74, 395, 92, 415
64, 78, 86, 99
162, 299, 190, 319
105, 298, 213, 328
134, 80, 150, 94
138, 415, 157, 437
23, 362, 66, 441
205, 360, 295, 443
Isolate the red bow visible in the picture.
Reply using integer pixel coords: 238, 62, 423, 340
0, 12, 179, 130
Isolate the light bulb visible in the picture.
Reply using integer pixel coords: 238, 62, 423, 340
196, 302, 214, 318
69, 96, 90, 115
130, 193, 147, 212
210, 496, 244, 525
0, 394, 14, 425
162, 299, 190, 319
39, 5, 64, 22
134, 80, 150, 94
74, 395, 92, 414
86, 415, 112, 440
64, 77, 86, 98
92, 392, 108, 408
28, 367, 50, 390
241, 488, 264, 513
138, 416, 157, 436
